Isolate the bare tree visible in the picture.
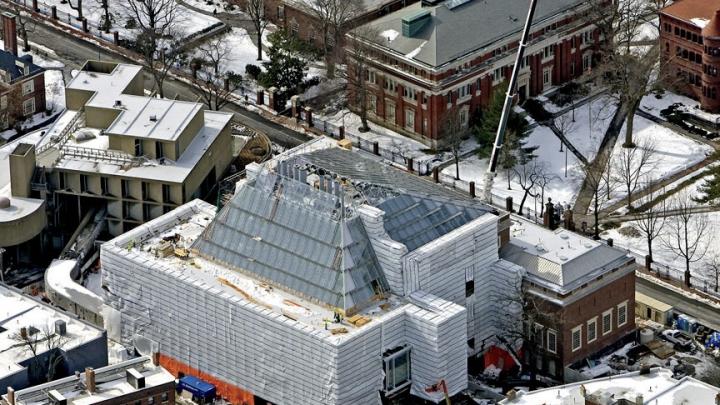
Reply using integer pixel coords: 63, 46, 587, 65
555, 114, 577, 178
585, 0, 677, 147
579, 151, 610, 239
613, 137, 657, 210
441, 106, 467, 180
633, 179, 666, 264
662, 191, 713, 287
12, 325, 69, 383
244, 0, 269, 61
190, 37, 243, 111
703, 256, 720, 293
514, 159, 545, 215
66, 0, 84, 20
302, 0, 362, 78
128, 0, 184, 98
10, 6, 34, 52
345, 25, 379, 133
92, 0, 113, 32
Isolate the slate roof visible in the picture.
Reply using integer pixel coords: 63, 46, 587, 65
357, 0, 586, 68
0, 51, 43, 82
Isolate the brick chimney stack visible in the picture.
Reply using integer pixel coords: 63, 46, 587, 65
85, 367, 96, 393
2, 13, 18, 56
543, 198, 556, 230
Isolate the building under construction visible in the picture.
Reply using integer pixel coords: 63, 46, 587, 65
100, 138, 524, 404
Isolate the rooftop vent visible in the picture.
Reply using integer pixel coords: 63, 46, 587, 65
48, 390, 66, 405
114, 100, 122, 108
149, 115, 157, 122
54, 320, 67, 336
402, 9, 431, 37
126, 368, 146, 389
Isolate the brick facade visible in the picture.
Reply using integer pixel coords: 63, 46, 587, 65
0, 73, 46, 130
528, 265, 636, 380
347, 5, 602, 147
660, 1, 720, 113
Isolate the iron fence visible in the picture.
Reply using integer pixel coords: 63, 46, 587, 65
9, 0, 116, 44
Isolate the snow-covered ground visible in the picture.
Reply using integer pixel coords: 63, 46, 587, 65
443, 124, 586, 214
640, 90, 720, 124
183, 0, 243, 14
556, 95, 616, 161
603, 212, 720, 288
601, 115, 714, 211
37, 0, 220, 40
634, 17, 659, 42
196, 27, 267, 75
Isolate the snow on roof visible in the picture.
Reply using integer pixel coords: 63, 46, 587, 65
106, 199, 442, 344
8, 356, 174, 405
500, 216, 632, 289
500, 367, 720, 405
0, 131, 46, 224
0, 284, 104, 379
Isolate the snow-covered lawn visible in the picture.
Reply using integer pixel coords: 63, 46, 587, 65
183, 0, 243, 14
639, 90, 720, 125
601, 115, 714, 210
603, 212, 720, 287
443, 124, 586, 214
202, 27, 267, 75
37, 0, 220, 40
556, 95, 616, 161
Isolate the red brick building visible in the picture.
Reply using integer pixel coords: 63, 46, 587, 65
660, 0, 720, 113
0, 12, 46, 132
347, 0, 604, 147
232, 0, 416, 49
501, 217, 637, 381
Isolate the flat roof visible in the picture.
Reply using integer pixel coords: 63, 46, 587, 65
500, 367, 720, 405
7, 356, 174, 405
0, 284, 104, 379
636, 291, 673, 313
501, 216, 632, 289
0, 131, 46, 224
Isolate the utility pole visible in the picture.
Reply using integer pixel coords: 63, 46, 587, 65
484, 0, 538, 203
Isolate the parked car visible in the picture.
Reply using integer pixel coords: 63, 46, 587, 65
662, 330, 694, 350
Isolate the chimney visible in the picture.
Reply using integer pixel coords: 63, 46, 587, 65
126, 368, 146, 389
2, 13, 18, 56
635, 394, 644, 405
6, 387, 14, 405
563, 207, 574, 229
54, 320, 66, 336
151, 352, 160, 366
543, 198, 556, 230
85, 367, 96, 393
19, 327, 27, 340
607, 238, 614, 247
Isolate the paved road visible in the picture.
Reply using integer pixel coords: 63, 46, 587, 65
637, 275, 720, 331
15, 13, 309, 149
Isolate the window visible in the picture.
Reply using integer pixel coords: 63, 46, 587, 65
602, 309, 613, 335
148, 397, 155, 405
404, 108, 415, 131
369, 94, 377, 113
80, 175, 89, 193
465, 267, 474, 297
543, 68, 551, 86
583, 30, 592, 45
142, 182, 150, 200
460, 107, 468, 128
366, 69, 377, 85
58, 172, 65, 189
403, 86, 416, 101
101, 176, 109, 196
493, 67, 504, 82
617, 301, 628, 327
121, 179, 130, 198
122, 201, 132, 219
547, 329, 557, 353
0, 95, 6, 110
161, 392, 169, 403
587, 317, 597, 343
277, 5, 284, 19
162, 184, 172, 203
143, 204, 152, 221
22, 98, 35, 116
155, 142, 164, 160
384, 78, 397, 92
290, 20, 299, 37
571, 325, 582, 352
22, 80, 34, 95
383, 346, 411, 394
386, 101, 396, 123
446, 91, 453, 105
134, 139, 143, 157
583, 53, 592, 71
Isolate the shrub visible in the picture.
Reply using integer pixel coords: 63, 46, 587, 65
245, 64, 261, 80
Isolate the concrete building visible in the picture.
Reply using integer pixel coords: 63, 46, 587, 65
660, 0, 720, 113
100, 138, 525, 404
346, 0, 603, 147
0, 283, 108, 394
0, 13, 46, 132
6, 60, 234, 238
2, 356, 175, 405
233, 0, 416, 50
500, 216, 637, 381
500, 367, 720, 405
